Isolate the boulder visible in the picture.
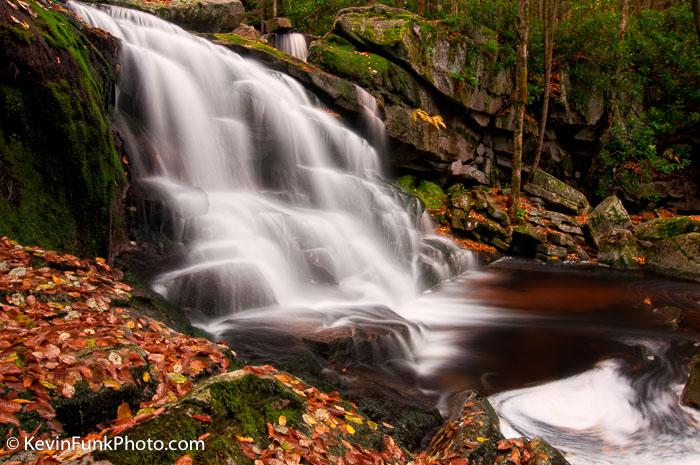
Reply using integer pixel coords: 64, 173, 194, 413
646, 232, 700, 282
264, 16, 292, 33
586, 195, 631, 247
524, 169, 589, 214
93, 0, 245, 32
331, 5, 511, 113
424, 391, 503, 465
597, 228, 640, 269
634, 217, 700, 242
232, 23, 262, 40
682, 356, 700, 409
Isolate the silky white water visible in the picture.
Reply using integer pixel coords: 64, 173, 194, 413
69, 5, 700, 464
68, 1, 469, 335
275, 32, 308, 62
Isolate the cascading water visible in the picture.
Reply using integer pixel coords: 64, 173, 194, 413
68, 1, 470, 360
67, 5, 700, 465
275, 32, 308, 62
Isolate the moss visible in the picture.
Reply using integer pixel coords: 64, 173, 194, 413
203, 374, 304, 442
212, 32, 292, 62
635, 217, 700, 242
94, 411, 205, 465
0, 0, 124, 257
395, 175, 446, 210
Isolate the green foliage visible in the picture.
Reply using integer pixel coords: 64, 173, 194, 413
597, 115, 691, 203
395, 175, 446, 210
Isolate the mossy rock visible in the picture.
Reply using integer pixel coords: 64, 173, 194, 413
329, 5, 505, 111
209, 32, 363, 113
524, 169, 589, 215
586, 195, 631, 247
0, 0, 125, 257
646, 232, 700, 282
394, 175, 446, 210
634, 217, 700, 242
597, 228, 640, 269
308, 34, 421, 106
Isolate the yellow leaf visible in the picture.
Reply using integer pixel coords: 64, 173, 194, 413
367, 420, 378, 430
345, 414, 363, 425
236, 436, 254, 443
167, 372, 188, 384
103, 379, 121, 390
117, 402, 133, 421
302, 413, 317, 425
345, 424, 355, 435
142, 371, 151, 382
476, 436, 488, 443
39, 380, 57, 390
278, 415, 287, 426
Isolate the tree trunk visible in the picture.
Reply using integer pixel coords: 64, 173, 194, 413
418, 0, 426, 16
260, 0, 266, 33
272, 0, 277, 18
511, 0, 531, 218
692, 0, 700, 42
586, 0, 629, 185
529, 0, 558, 182
451, 0, 458, 14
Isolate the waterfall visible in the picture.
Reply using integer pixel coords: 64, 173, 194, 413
275, 32, 308, 62
68, 2, 470, 330
355, 85, 387, 153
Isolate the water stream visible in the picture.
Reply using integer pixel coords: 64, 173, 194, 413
69, 4, 700, 464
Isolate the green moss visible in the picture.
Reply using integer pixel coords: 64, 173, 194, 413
0, 1, 124, 256
94, 411, 205, 465
212, 32, 292, 62
204, 374, 304, 442
395, 175, 446, 210
635, 217, 700, 242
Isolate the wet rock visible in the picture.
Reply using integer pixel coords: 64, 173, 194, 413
93, 0, 245, 32
425, 390, 503, 465
653, 305, 683, 330
634, 217, 700, 242
682, 356, 700, 409
511, 224, 548, 257
264, 16, 292, 33
586, 195, 631, 247
524, 169, 589, 214
597, 228, 640, 269
525, 437, 570, 465
646, 232, 700, 282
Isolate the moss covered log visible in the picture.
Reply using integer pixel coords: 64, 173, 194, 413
0, 0, 125, 258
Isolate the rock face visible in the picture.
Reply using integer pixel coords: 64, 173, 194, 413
586, 196, 632, 247
524, 169, 589, 214
646, 233, 700, 282
0, 0, 125, 257
305, 5, 605, 186
91, 0, 245, 32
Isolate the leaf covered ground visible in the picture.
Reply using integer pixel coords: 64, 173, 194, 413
0, 237, 566, 465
